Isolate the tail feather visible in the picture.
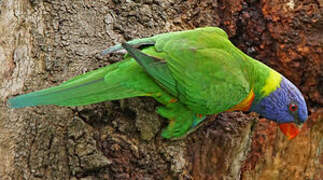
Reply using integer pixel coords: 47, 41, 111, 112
8, 60, 143, 108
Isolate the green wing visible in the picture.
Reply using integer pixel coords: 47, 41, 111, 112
122, 43, 178, 96
124, 27, 254, 114
157, 27, 254, 114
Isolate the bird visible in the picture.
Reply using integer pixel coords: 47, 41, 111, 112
8, 27, 308, 139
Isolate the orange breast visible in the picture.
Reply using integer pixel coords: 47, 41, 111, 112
227, 90, 255, 112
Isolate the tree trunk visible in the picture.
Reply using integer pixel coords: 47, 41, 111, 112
0, 0, 322, 179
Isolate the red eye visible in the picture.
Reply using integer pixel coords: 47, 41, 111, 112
289, 103, 298, 112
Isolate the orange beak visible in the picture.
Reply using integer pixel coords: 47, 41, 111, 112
279, 123, 300, 140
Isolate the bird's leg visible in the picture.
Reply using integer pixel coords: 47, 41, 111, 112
184, 114, 207, 138
150, 92, 207, 139
156, 103, 195, 139
192, 114, 207, 128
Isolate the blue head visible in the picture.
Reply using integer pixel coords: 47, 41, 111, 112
251, 76, 308, 139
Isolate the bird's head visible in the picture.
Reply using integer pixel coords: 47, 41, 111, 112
251, 76, 308, 139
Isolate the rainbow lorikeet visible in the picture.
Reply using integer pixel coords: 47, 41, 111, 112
8, 27, 308, 139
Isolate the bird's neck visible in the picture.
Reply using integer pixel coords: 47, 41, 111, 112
225, 56, 282, 113
246, 57, 283, 111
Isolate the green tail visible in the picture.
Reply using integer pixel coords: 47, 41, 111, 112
8, 59, 147, 108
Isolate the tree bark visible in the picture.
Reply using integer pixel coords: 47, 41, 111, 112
0, 0, 322, 179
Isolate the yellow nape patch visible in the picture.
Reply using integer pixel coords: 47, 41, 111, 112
227, 90, 255, 112
261, 70, 282, 96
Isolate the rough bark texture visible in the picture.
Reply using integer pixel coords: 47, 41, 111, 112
0, 0, 322, 179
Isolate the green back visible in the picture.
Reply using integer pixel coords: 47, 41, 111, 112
139, 27, 255, 114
